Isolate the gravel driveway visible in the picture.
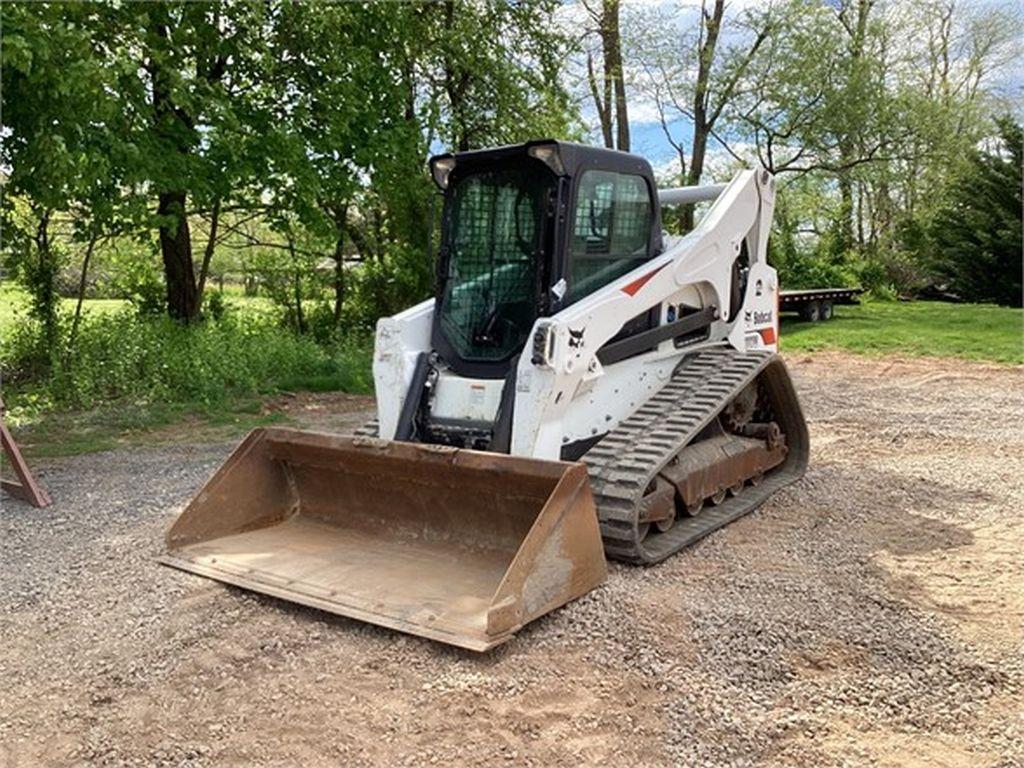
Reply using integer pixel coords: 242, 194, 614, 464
2, 352, 1021, 767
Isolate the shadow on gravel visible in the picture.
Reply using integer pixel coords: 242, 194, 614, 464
233, 586, 497, 663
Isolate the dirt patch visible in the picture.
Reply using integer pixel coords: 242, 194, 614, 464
259, 391, 375, 434
2, 352, 1021, 766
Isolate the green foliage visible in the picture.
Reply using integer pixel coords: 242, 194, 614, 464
769, 179, 859, 290
3, 214, 66, 343
780, 300, 1023, 364
108, 254, 166, 316
204, 290, 228, 322
723, 0, 1024, 297
2, 0, 578, 326
931, 117, 1023, 307
344, 244, 435, 332
1, 310, 373, 414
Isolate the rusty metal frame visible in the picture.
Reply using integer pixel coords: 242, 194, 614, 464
0, 398, 51, 508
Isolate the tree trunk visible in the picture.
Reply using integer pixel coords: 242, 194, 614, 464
589, 0, 629, 150
286, 235, 306, 334
587, 53, 613, 148
331, 204, 348, 324
147, 11, 200, 323
30, 209, 60, 348
679, 0, 724, 232
835, 0, 873, 256
603, 0, 629, 151
68, 233, 99, 355
196, 197, 222, 310
442, 0, 473, 151
158, 190, 200, 323
836, 175, 855, 254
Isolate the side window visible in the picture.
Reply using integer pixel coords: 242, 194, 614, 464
567, 170, 652, 304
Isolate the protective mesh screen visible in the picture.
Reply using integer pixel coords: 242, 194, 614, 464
439, 166, 551, 362
568, 170, 652, 304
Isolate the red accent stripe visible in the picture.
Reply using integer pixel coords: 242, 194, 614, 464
758, 326, 777, 345
620, 263, 667, 296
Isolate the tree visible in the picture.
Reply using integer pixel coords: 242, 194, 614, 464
583, 0, 630, 150
82, 2, 278, 322
1, 3, 123, 347
713, 0, 1021, 293
634, 0, 773, 229
427, 0, 577, 152
931, 118, 1022, 307
257, 1, 415, 325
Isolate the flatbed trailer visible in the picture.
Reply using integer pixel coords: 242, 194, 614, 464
779, 287, 863, 322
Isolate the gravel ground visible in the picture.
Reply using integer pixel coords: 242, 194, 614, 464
2, 352, 1022, 767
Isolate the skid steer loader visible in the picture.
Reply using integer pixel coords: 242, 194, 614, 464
162, 141, 808, 651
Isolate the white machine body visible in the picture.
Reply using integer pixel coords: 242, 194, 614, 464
372, 168, 780, 460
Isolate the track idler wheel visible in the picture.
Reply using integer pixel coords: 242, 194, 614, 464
638, 478, 677, 538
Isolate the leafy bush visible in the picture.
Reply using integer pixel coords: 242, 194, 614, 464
1, 310, 373, 413
343, 244, 433, 331
110, 256, 166, 316
204, 289, 228, 322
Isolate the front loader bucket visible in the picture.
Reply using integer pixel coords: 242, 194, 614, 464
161, 428, 606, 651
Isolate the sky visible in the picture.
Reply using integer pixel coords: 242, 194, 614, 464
561, 0, 1024, 174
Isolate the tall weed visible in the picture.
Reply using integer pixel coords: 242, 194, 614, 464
0, 310, 373, 414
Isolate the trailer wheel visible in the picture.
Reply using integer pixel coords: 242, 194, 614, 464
800, 301, 822, 322
820, 301, 833, 321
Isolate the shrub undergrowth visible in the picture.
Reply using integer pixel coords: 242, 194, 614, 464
1, 309, 373, 419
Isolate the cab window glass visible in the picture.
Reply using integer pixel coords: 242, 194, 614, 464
568, 170, 652, 304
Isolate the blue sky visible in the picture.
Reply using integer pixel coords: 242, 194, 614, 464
564, 0, 1024, 171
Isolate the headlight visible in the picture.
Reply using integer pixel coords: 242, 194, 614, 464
527, 143, 565, 175
429, 155, 456, 189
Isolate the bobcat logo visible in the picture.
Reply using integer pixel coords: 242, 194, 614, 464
745, 309, 773, 325
568, 327, 585, 349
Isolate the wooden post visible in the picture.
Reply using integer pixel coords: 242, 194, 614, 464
0, 397, 51, 508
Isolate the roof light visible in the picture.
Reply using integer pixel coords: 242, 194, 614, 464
527, 143, 565, 175
429, 155, 456, 190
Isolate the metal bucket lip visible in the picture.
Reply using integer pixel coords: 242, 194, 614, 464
159, 551, 513, 651
258, 426, 582, 477
161, 427, 607, 651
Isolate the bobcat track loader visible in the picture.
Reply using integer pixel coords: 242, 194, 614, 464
162, 141, 808, 651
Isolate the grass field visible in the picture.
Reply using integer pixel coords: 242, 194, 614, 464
781, 300, 1023, 365
1, 283, 371, 456
5, 284, 1020, 364
0, 283, 127, 331
3, 288, 1019, 457
0, 283, 276, 331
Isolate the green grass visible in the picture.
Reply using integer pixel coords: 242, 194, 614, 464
780, 300, 1023, 364
6, 283, 1019, 459
15, 398, 290, 458
0, 283, 127, 332
0, 283, 276, 334
1, 283, 374, 456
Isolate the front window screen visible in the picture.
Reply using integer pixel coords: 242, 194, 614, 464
439, 166, 551, 362
568, 170, 652, 304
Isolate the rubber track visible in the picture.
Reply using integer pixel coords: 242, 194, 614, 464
584, 346, 805, 564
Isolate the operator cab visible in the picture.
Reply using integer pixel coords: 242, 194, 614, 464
429, 140, 663, 379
